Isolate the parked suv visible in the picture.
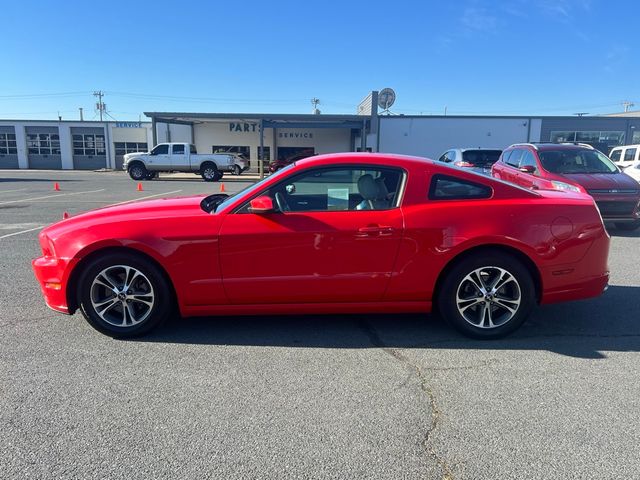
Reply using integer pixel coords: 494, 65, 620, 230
492, 143, 640, 230
438, 148, 502, 175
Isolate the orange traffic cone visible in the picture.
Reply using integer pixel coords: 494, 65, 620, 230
53, 182, 60, 191
219, 182, 225, 193
137, 183, 143, 191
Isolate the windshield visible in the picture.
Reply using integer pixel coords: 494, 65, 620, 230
211, 163, 296, 213
462, 150, 502, 166
538, 149, 618, 174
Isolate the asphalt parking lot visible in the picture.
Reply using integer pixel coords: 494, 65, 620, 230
1, 169, 639, 479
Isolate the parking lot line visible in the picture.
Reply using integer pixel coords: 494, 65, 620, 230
0, 189, 106, 206
0, 225, 43, 239
109, 190, 183, 206
0, 188, 27, 195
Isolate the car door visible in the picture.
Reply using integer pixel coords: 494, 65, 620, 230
218, 165, 405, 304
515, 149, 540, 189
170, 144, 188, 168
147, 144, 170, 169
501, 149, 523, 184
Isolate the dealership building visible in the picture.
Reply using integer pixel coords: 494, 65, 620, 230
2, 91, 640, 170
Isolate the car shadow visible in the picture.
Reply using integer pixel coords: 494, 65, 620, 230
135, 285, 640, 359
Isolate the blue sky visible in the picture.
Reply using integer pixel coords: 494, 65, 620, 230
1, 0, 638, 120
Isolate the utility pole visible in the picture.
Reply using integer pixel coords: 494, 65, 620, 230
622, 101, 635, 113
94, 91, 106, 121
79, 107, 84, 121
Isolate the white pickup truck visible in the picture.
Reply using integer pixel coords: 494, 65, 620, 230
122, 142, 247, 182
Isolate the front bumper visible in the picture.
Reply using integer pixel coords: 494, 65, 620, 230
32, 256, 77, 314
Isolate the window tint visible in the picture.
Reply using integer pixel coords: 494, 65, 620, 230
519, 150, 538, 174
151, 144, 169, 155
506, 149, 522, 167
429, 175, 492, 200
190, 144, 197, 154
248, 166, 403, 213
609, 149, 622, 162
462, 149, 502, 167
624, 148, 636, 161
172, 144, 185, 155
538, 149, 618, 174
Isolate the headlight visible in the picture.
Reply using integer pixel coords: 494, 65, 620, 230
550, 181, 582, 193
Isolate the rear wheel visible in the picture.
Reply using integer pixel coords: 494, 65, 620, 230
437, 251, 536, 339
232, 165, 242, 175
77, 252, 173, 338
201, 163, 222, 182
615, 221, 640, 231
128, 163, 147, 181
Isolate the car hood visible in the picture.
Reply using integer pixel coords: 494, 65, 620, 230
42, 194, 210, 240
562, 172, 640, 191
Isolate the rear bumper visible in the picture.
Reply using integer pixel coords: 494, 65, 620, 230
541, 273, 609, 304
32, 256, 76, 314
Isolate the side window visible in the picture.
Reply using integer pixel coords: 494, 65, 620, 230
519, 150, 539, 174
609, 149, 622, 162
624, 148, 636, 161
244, 166, 403, 213
506, 149, 522, 167
190, 144, 197, 154
172, 144, 185, 155
438, 152, 448, 162
151, 144, 169, 155
429, 174, 492, 200
446, 151, 457, 162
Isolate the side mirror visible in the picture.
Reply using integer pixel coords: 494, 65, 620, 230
519, 165, 536, 174
248, 195, 276, 214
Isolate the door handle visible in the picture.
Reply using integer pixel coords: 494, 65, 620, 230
356, 225, 394, 237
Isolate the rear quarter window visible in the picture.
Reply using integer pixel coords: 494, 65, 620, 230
428, 174, 492, 200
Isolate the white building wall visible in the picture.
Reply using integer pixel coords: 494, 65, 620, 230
378, 117, 536, 159
192, 121, 352, 159
155, 122, 192, 144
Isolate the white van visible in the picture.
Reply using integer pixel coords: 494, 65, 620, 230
609, 145, 640, 168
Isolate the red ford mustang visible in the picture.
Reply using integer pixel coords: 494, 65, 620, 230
33, 153, 610, 339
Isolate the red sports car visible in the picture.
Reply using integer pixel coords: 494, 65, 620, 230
33, 153, 610, 339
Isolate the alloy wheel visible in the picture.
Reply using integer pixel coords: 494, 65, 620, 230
90, 265, 155, 327
455, 266, 521, 329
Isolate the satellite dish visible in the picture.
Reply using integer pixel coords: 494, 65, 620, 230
378, 88, 396, 111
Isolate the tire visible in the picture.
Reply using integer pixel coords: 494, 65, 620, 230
200, 163, 222, 182
615, 221, 640, 231
232, 165, 242, 175
437, 251, 536, 339
128, 163, 147, 181
76, 252, 173, 338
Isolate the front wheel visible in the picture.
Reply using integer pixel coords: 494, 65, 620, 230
615, 221, 640, 231
128, 163, 147, 181
437, 251, 536, 339
77, 252, 173, 338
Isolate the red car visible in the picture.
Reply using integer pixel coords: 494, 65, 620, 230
33, 153, 610, 339
492, 143, 640, 230
268, 151, 315, 173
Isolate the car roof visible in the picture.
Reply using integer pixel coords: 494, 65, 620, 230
507, 143, 597, 151
296, 152, 438, 168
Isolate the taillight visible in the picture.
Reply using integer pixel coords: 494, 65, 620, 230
454, 161, 474, 168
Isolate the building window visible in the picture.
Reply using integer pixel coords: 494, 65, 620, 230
550, 131, 625, 151
0, 133, 17, 155
114, 142, 148, 155
27, 133, 60, 155
73, 134, 106, 156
